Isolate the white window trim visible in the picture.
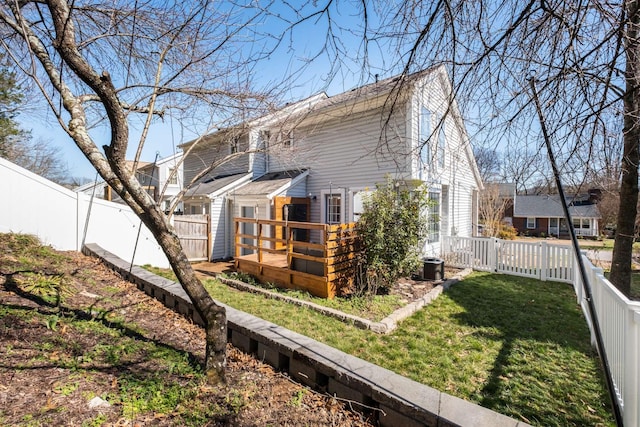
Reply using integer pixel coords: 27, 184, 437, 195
278, 130, 294, 149
419, 106, 432, 168
320, 187, 346, 224
229, 137, 239, 154
427, 191, 441, 244
526, 217, 536, 229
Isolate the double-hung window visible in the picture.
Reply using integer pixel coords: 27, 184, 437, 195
325, 193, 341, 224
419, 106, 431, 166
526, 217, 536, 229
437, 120, 446, 168
322, 188, 344, 225
427, 191, 440, 243
229, 137, 239, 154
167, 167, 178, 185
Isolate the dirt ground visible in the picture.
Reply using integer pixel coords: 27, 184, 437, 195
0, 250, 376, 426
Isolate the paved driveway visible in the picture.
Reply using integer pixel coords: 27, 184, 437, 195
585, 249, 612, 263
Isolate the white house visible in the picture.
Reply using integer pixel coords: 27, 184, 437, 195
75, 152, 184, 214
180, 66, 483, 260
135, 152, 184, 213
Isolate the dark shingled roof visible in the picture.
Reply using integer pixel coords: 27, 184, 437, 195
514, 194, 600, 218
184, 173, 249, 197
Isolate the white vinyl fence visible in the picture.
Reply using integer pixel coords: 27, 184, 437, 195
441, 236, 573, 283
442, 235, 640, 426
0, 157, 169, 268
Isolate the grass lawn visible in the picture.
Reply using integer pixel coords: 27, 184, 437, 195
194, 271, 613, 426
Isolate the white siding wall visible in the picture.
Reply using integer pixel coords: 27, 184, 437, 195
411, 70, 481, 250
267, 106, 410, 226
283, 178, 308, 198
251, 128, 268, 177
157, 156, 183, 199
210, 197, 227, 260
182, 134, 251, 185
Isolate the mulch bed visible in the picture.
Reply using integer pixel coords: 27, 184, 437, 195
0, 250, 375, 426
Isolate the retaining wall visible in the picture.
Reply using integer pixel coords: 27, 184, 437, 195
83, 243, 530, 427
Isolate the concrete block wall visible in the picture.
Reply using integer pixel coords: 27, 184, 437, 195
83, 243, 530, 427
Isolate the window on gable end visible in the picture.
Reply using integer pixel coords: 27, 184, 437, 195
167, 167, 178, 185
437, 119, 446, 168
419, 106, 432, 166
279, 131, 294, 149
229, 137, 239, 154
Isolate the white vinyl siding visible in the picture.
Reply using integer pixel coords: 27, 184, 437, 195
210, 197, 226, 260
268, 107, 408, 228
182, 134, 251, 185
419, 107, 431, 169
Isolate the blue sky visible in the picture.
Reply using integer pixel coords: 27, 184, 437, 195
18, 1, 395, 181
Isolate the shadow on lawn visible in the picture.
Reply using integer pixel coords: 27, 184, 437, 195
1, 270, 203, 369
444, 272, 612, 425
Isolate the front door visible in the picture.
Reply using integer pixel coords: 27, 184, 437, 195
274, 197, 310, 249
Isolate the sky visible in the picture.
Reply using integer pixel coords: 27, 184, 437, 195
17, 1, 395, 182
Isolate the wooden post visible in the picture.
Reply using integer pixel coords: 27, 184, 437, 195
234, 219, 240, 258
257, 220, 262, 263
287, 226, 294, 268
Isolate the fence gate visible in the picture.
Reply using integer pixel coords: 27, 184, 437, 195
173, 214, 210, 262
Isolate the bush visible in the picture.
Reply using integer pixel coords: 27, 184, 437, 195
497, 223, 517, 240
355, 176, 431, 295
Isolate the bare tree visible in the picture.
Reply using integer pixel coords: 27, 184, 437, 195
473, 146, 500, 183
0, 0, 283, 382
363, 0, 639, 294
479, 183, 513, 237
6, 136, 70, 184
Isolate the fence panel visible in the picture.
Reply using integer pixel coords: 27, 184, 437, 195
495, 240, 541, 279
174, 215, 210, 261
441, 236, 494, 271
544, 244, 573, 283
580, 260, 640, 427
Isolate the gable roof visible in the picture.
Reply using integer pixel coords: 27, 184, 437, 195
178, 93, 328, 150
514, 194, 600, 218
178, 68, 439, 150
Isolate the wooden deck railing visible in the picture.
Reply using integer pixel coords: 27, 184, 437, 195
233, 218, 360, 298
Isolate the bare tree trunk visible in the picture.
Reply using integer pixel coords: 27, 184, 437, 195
610, 0, 640, 295
0, 0, 228, 382
153, 226, 227, 383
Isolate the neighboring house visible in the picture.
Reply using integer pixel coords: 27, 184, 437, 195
512, 193, 601, 238
180, 65, 483, 260
135, 152, 184, 213
74, 153, 184, 213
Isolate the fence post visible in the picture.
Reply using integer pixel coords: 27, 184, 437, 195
540, 242, 548, 282
625, 310, 640, 426
491, 238, 498, 273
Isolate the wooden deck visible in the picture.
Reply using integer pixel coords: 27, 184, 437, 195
234, 219, 360, 299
